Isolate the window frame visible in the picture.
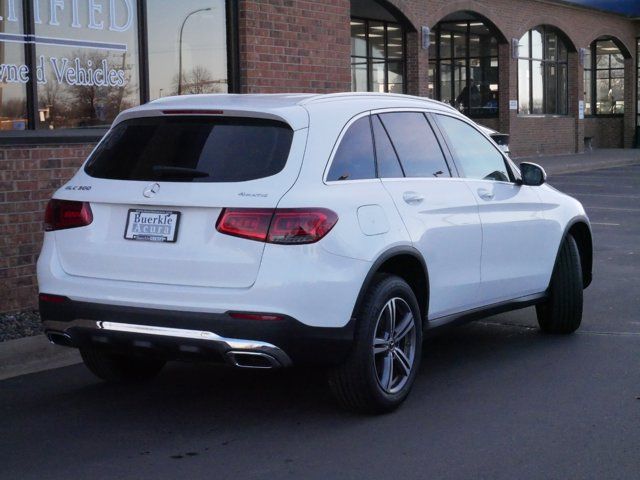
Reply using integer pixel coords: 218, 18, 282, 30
0, 0, 240, 143
585, 38, 626, 118
431, 111, 516, 184
350, 16, 407, 94
324, 109, 459, 184
429, 20, 500, 119
517, 27, 569, 116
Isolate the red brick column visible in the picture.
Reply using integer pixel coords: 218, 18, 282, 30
239, 0, 351, 93
0, 144, 95, 313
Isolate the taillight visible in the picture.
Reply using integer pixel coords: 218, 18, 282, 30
268, 209, 338, 244
216, 208, 338, 245
44, 199, 93, 231
216, 208, 273, 242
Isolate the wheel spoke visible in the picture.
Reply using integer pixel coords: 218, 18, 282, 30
380, 352, 394, 391
393, 348, 412, 377
394, 312, 414, 342
373, 337, 388, 355
387, 298, 397, 335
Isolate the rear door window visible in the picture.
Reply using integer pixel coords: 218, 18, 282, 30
84, 116, 294, 183
327, 116, 376, 181
378, 112, 451, 178
435, 114, 511, 182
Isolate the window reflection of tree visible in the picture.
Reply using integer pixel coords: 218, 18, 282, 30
39, 50, 136, 129
171, 65, 226, 95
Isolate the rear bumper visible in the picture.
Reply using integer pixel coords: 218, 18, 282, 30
40, 299, 355, 367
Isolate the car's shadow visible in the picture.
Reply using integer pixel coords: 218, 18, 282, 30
13, 315, 579, 426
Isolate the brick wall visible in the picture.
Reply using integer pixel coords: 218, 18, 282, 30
239, 0, 351, 93
0, 144, 95, 313
584, 117, 624, 149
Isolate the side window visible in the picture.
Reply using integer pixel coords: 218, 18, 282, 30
327, 116, 376, 181
436, 115, 510, 182
378, 113, 450, 178
372, 115, 404, 178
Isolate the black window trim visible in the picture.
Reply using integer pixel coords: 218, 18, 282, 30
430, 110, 517, 184
0, 0, 240, 143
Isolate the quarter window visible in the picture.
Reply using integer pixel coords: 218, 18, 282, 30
435, 115, 509, 182
378, 112, 450, 178
327, 116, 376, 181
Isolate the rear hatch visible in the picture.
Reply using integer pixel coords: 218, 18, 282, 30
53, 112, 306, 288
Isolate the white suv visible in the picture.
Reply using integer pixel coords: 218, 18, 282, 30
38, 93, 592, 413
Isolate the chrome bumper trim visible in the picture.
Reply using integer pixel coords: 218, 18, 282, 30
43, 319, 292, 367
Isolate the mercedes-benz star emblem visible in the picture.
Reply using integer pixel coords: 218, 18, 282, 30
143, 183, 161, 198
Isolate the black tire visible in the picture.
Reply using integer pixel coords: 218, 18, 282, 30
80, 348, 166, 383
328, 274, 423, 414
536, 234, 583, 334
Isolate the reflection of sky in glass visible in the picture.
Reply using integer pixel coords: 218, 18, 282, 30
148, 0, 227, 99
0, 1, 26, 109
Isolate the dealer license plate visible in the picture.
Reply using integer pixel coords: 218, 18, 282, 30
124, 209, 180, 243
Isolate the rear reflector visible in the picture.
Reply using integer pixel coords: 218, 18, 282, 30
216, 208, 338, 245
39, 293, 69, 304
44, 199, 93, 231
228, 312, 284, 321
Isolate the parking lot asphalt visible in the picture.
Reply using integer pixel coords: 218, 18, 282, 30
1, 164, 639, 480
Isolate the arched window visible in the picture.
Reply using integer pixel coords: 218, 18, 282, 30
518, 27, 569, 115
428, 14, 500, 117
584, 38, 626, 115
350, 0, 407, 93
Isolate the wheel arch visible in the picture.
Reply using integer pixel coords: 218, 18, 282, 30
352, 246, 430, 326
561, 217, 593, 289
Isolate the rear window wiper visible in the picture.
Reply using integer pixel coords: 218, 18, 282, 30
151, 165, 210, 178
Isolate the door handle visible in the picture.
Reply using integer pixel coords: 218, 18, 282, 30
403, 191, 424, 205
478, 189, 495, 200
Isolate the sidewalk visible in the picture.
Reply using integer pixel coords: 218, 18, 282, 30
516, 148, 640, 175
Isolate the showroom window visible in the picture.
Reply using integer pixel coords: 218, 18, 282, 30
584, 38, 626, 116
0, 0, 237, 134
518, 27, 569, 115
429, 18, 499, 118
350, 18, 405, 93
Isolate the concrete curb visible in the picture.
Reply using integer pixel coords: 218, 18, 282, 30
0, 334, 81, 381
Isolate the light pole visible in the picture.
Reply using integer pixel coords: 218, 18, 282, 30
178, 7, 212, 95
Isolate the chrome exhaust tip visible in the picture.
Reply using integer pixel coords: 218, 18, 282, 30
46, 332, 74, 347
226, 351, 282, 369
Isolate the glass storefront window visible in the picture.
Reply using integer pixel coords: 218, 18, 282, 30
34, 0, 140, 129
0, 0, 234, 135
0, 1, 28, 130
429, 19, 500, 118
148, 0, 228, 100
518, 27, 568, 115
585, 38, 625, 115
350, 18, 406, 94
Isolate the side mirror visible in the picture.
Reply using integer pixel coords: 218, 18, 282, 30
519, 162, 546, 186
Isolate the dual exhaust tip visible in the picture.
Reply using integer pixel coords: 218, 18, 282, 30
226, 351, 282, 369
47, 332, 284, 369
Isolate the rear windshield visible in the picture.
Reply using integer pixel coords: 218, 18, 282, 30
84, 116, 294, 182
